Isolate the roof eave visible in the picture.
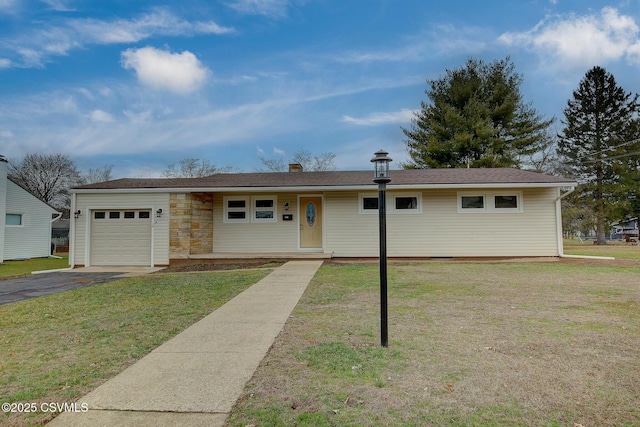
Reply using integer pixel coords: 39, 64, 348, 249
71, 181, 577, 194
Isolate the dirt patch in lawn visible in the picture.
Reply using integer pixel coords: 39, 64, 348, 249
159, 260, 287, 273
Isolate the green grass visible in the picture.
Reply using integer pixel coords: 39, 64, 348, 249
229, 260, 640, 427
0, 256, 69, 279
0, 269, 269, 426
564, 239, 640, 259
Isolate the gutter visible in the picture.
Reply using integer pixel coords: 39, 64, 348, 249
554, 187, 615, 260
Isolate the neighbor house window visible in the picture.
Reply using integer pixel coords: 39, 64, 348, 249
5, 213, 22, 226
458, 192, 522, 213
252, 196, 277, 223
224, 197, 249, 223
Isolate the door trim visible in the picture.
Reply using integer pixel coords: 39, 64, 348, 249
297, 195, 324, 251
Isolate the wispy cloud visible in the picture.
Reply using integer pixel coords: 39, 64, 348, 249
499, 7, 640, 69
1, 8, 235, 67
40, 0, 75, 12
334, 25, 489, 64
90, 110, 115, 123
226, 0, 292, 18
121, 47, 210, 94
342, 109, 415, 126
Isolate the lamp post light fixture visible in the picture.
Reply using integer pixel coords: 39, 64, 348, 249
371, 149, 392, 348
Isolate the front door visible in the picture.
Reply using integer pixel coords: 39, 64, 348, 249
299, 197, 322, 248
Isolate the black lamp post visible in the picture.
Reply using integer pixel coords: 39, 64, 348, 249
371, 149, 392, 348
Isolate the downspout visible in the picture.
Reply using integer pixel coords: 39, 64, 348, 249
555, 186, 615, 260
49, 212, 63, 259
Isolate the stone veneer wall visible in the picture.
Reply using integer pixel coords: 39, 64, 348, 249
189, 192, 213, 254
169, 192, 214, 258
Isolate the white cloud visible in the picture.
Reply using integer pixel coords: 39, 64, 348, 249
227, 0, 291, 18
3, 8, 235, 68
0, 58, 11, 68
90, 110, 115, 123
121, 47, 209, 94
0, 0, 18, 13
41, 0, 75, 12
0, 129, 14, 138
273, 147, 286, 155
499, 7, 640, 68
342, 109, 414, 126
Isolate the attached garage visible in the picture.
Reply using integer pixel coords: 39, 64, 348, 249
90, 209, 152, 266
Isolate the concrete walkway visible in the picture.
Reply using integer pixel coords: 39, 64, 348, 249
48, 260, 323, 427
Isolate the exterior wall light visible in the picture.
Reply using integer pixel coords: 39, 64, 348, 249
74, 210, 81, 219
156, 208, 163, 218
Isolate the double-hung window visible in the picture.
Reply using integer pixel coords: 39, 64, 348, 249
359, 193, 422, 214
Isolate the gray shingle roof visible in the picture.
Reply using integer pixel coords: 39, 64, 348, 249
72, 168, 575, 191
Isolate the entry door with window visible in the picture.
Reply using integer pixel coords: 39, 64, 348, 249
299, 197, 322, 249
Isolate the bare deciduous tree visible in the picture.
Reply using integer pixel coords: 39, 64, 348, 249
9, 153, 82, 211
162, 158, 234, 178
258, 149, 336, 172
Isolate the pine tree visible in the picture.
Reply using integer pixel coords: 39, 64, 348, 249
558, 66, 640, 244
402, 57, 553, 169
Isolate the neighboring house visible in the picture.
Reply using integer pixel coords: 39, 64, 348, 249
0, 156, 60, 263
70, 166, 576, 267
611, 217, 639, 241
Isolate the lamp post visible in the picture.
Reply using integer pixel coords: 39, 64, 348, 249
371, 149, 392, 348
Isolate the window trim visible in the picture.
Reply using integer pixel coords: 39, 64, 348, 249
457, 191, 523, 213
5, 213, 23, 227
391, 193, 422, 214
359, 193, 379, 214
359, 192, 422, 214
223, 196, 249, 223
251, 195, 277, 223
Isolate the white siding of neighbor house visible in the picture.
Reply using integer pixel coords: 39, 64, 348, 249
212, 192, 310, 253
325, 188, 560, 257
73, 192, 170, 266
4, 180, 58, 260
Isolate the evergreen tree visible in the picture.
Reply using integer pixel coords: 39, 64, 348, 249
402, 57, 553, 169
558, 66, 640, 244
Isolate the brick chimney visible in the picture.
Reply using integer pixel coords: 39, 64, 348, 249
288, 163, 303, 173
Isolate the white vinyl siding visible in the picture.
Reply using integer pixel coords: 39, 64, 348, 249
3, 180, 58, 260
73, 192, 170, 267
326, 188, 559, 257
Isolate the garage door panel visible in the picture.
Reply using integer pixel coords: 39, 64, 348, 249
91, 210, 152, 266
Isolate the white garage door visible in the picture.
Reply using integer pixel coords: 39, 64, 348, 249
90, 210, 152, 266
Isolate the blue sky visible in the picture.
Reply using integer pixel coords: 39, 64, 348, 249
1, 0, 639, 178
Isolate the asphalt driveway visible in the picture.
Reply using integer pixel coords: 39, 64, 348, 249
0, 267, 163, 305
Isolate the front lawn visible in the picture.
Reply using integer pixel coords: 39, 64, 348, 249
0, 256, 69, 279
229, 258, 640, 426
0, 269, 270, 426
